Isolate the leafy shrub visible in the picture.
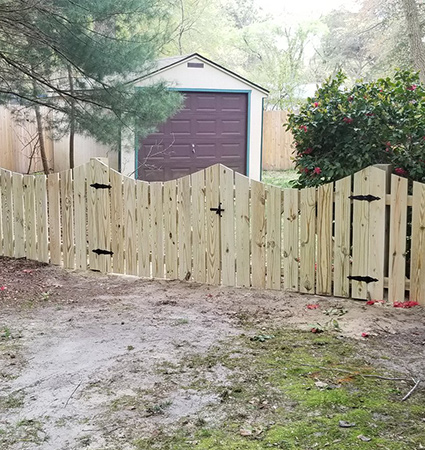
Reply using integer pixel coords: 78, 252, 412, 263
287, 70, 425, 187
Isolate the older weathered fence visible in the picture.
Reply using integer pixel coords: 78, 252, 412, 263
0, 158, 424, 304
262, 110, 294, 170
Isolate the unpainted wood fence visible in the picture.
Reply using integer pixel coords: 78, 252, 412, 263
262, 110, 294, 171
0, 158, 424, 304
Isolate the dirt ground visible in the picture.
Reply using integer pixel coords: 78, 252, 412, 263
0, 256, 424, 450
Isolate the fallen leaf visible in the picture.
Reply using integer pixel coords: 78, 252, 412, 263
361, 332, 369, 338
240, 428, 252, 437
339, 420, 356, 428
393, 301, 419, 308
307, 304, 320, 310
315, 381, 328, 389
357, 435, 372, 442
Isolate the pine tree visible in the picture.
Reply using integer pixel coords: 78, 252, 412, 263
0, 0, 181, 171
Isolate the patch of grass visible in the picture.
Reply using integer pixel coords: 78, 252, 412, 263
0, 418, 47, 447
171, 318, 189, 326
0, 392, 25, 410
262, 170, 299, 189
0, 326, 11, 340
135, 329, 425, 450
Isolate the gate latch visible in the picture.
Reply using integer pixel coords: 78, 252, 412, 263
92, 249, 114, 256
348, 275, 378, 284
210, 202, 225, 217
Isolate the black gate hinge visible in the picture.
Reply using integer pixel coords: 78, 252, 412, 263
92, 249, 114, 256
348, 275, 378, 284
210, 202, 225, 217
349, 194, 380, 202
90, 183, 112, 190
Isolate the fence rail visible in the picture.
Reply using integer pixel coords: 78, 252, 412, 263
0, 158, 424, 304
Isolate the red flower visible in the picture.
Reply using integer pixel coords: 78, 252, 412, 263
303, 148, 313, 155
0, 286, 6, 291
361, 332, 369, 338
304, 168, 309, 173
394, 168, 408, 176
313, 167, 321, 175
348, 96, 354, 102
407, 84, 417, 91
393, 301, 419, 308
313, 102, 319, 107
307, 304, 319, 310
343, 117, 353, 124
366, 112, 374, 117
366, 300, 385, 305
385, 141, 391, 148
299, 125, 308, 132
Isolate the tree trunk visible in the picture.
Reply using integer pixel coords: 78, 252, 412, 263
32, 80, 49, 175
401, 0, 425, 82
67, 65, 75, 169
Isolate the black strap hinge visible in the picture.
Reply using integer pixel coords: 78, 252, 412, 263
92, 249, 114, 256
349, 194, 380, 202
90, 183, 112, 190
210, 202, 225, 217
348, 275, 378, 284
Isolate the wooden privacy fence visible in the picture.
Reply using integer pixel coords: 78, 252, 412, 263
0, 158, 424, 304
262, 110, 294, 171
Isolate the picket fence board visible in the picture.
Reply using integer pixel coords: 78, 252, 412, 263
367, 167, 386, 300
110, 169, 125, 274
410, 181, 425, 305
191, 169, 206, 284
317, 183, 333, 295
251, 179, 266, 288
151, 182, 164, 279
47, 173, 61, 265
23, 174, 37, 261
177, 175, 191, 281
35, 175, 49, 264
299, 187, 316, 294
88, 161, 98, 271
12, 173, 25, 258
1, 169, 13, 257
206, 165, 220, 285
282, 189, 299, 291
235, 172, 250, 287
352, 168, 370, 299
333, 176, 351, 298
388, 175, 408, 303
73, 165, 87, 270
266, 184, 282, 290
60, 169, 74, 269
123, 177, 137, 275
164, 180, 178, 279
220, 165, 236, 287
137, 180, 150, 278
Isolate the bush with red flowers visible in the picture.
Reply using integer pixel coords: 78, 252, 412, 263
287, 70, 425, 187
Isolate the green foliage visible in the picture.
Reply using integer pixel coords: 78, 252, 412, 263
287, 69, 425, 187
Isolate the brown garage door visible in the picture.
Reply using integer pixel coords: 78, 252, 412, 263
138, 91, 248, 181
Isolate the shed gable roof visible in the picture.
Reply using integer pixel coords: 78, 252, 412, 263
132, 53, 269, 95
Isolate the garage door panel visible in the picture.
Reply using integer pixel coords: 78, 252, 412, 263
139, 91, 247, 181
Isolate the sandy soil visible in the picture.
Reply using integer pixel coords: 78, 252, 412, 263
0, 257, 424, 449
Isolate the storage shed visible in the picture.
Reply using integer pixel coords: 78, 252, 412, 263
125, 53, 268, 182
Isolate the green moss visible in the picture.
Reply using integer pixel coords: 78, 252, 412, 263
132, 328, 425, 450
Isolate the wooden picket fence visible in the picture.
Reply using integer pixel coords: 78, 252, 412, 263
0, 158, 424, 304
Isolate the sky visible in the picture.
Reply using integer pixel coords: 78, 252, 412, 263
258, 0, 362, 23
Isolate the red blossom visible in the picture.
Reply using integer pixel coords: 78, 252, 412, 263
304, 168, 309, 173
299, 125, 308, 132
394, 167, 408, 176
313, 102, 319, 107
343, 117, 354, 124
313, 167, 322, 175
366, 112, 374, 117
348, 96, 354, 102
303, 148, 313, 155
366, 300, 385, 305
385, 141, 391, 147
393, 301, 419, 308
361, 332, 369, 338
0, 286, 6, 291
407, 84, 417, 91
306, 304, 319, 310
